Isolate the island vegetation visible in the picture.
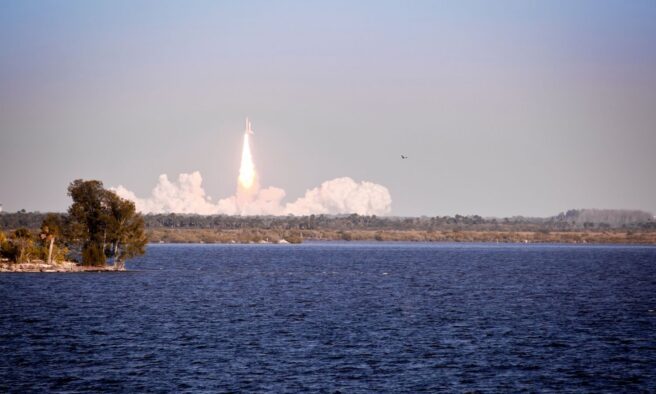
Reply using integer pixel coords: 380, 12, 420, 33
0, 180, 146, 272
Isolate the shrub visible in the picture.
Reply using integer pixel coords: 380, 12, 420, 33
82, 243, 105, 266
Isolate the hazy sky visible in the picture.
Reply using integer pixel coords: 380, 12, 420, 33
1, 0, 655, 217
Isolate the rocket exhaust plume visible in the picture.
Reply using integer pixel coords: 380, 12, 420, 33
112, 117, 392, 216
237, 118, 259, 208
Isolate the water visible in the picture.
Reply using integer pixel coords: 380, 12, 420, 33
1, 242, 655, 392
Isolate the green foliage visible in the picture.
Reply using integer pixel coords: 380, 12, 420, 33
34, 242, 69, 263
40, 213, 64, 240
51, 244, 69, 262
39, 213, 66, 263
1, 242, 17, 261
0, 230, 11, 259
3, 210, 656, 234
2, 228, 38, 263
104, 192, 147, 264
283, 232, 303, 244
67, 179, 146, 266
82, 243, 105, 266
68, 180, 107, 265
338, 231, 352, 241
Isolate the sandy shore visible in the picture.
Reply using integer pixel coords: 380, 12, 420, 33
0, 260, 125, 273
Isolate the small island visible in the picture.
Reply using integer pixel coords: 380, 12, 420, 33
0, 180, 146, 272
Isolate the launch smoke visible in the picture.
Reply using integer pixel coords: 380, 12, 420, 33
113, 119, 392, 215
113, 172, 392, 216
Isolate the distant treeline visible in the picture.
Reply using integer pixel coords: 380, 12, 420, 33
2, 209, 654, 232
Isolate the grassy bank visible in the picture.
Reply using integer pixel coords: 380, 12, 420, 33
147, 228, 656, 245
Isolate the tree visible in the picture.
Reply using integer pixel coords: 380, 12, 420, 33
67, 179, 146, 267
0, 230, 10, 260
68, 180, 109, 265
104, 192, 147, 270
39, 213, 66, 264
8, 228, 35, 263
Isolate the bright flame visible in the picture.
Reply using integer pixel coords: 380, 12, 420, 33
238, 134, 256, 189
237, 118, 257, 191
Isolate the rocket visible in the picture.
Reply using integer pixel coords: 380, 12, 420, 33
246, 118, 254, 135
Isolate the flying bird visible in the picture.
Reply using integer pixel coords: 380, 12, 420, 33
401, 155, 408, 159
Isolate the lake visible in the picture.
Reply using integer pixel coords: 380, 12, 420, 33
1, 242, 655, 392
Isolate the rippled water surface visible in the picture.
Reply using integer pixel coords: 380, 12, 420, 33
1, 243, 655, 392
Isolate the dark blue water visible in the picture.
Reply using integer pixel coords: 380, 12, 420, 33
1, 243, 655, 392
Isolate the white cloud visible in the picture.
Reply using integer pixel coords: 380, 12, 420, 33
113, 172, 392, 216
114, 172, 220, 215
284, 177, 391, 216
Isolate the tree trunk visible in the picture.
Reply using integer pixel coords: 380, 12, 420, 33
48, 237, 54, 264
114, 242, 121, 270
114, 242, 124, 271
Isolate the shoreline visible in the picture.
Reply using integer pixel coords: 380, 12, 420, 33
146, 229, 656, 245
0, 260, 125, 273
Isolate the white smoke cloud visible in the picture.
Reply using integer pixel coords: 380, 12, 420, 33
112, 172, 392, 216
284, 177, 392, 216
113, 172, 220, 215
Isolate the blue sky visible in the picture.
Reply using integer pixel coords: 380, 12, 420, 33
1, 1, 655, 216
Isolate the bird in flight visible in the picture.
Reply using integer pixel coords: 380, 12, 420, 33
401, 155, 408, 159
